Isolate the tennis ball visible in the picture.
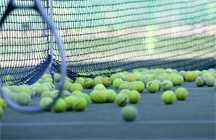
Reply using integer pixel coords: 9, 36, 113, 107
177, 75, 184, 85
64, 96, 77, 111
63, 82, 72, 91
140, 77, 151, 86
53, 98, 66, 113
92, 78, 103, 87
114, 74, 125, 81
71, 90, 82, 97
72, 97, 87, 111
214, 82, 216, 90
44, 78, 53, 83
46, 83, 55, 91
36, 85, 50, 96
4, 75, 13, 86
179, 71, 186, 78
161, 80, 173, 91
67, 77, 75, 83
84, 78, 93, 89
155, 76, 165, 83
90, 90, 97, 103
94, 84, 106, 91
21, 92, 31, 105
19, 85, 31, 95
41, 91, 54, 99
122, 105, 138, 121
102, 77, 111, 87
115, 93, 129, 106
37, 79, 45, 84
39, 97, 53, 111
128, 82, 137, 91
119, 82, 130, 91
10, 93, 19, 102
146, 81, 158, 93
120, 89, 131, 96
0, 98, 7, 110
161, 91, 176, 104
54, 73, 61, 82
2, 87, 12, 96
195, 76, 205, 87
105, 89, 116, 103
94, 90, 107, 103
153, 80, 161, 91
77, 93, 90, 106
133, 81, 145, 93
128, 90, 141, 104
175, 87, 188, 100
69, 83, 83, 93
205, 76, 216, 87
42, 74, 51, 80
60, 90, 71, 99
0, 106, 4, 118
17, 93, 28, 105
169, 76, 180, 86
29, 87, 36, 97
75, 78, 85, 87
185, 71, 195, 82
126, 75, 137, 82
110, 74, 116, 83
52, 90, 59, 98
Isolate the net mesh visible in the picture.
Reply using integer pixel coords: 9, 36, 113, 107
1, 0, 216, 83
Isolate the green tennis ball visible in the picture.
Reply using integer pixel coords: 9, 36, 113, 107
60, 90, 71, 99
126, 75, 137, 82
0, 98, 7, 110
161, 80, 173, 91
205, 76, 216, 87
94, 84, 106, 91
9, 93, 19, 102
102, 77, 111, 87
2, 87, 12, 96
0, 106, 4, 118
53, 98, 66, 113
44, 78, 53, 83
154, 76, 165, 83
195, 76, 205, 87
115, 93, 129, 106
119, 82, 130, 92
185, 71, 195, 82
52, 90, 59, 98
63, 82, 72, 91
72, 97, 87, 111
42, 74, 51, 80
110, 74, 117, 83
39, 97, 53, 111
128, 90, 141, 104
161, 91, 176, 104
19, 85, 32, 95
177, 75, 184, 85
46, 83, 55, 91
84, 78, 93, 89
71, 90, 82, 97
21, 92, 31, 105
175, 87, 188, 100
37, 79, 45, 84
29, 87, 36, 97
113, 78, 123, 90
4, 75, 13, 86
146, 81, 158, 93
121, 105, 138, 121
64, 96, 77, 111
77, 93, 91, 106
90, 90, 97, 103
153, 80, 161, 91
75, 78, 85, 87
105, 89, 116, 103
214, 82, 216, 90
17, 93, 28, 105
41, 91, 54, 99
54, 73, 61, 82
92, 78, 103, 87
69, 83, 83, 93
94, 90, 107, 103
36, 85, 50, 96
169, 76, 180, 86
133, 81, 145, 93
120, 89, 131, 96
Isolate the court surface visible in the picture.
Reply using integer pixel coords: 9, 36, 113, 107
0, 81, 215, 139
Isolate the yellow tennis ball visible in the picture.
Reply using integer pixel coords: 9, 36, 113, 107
90, 90, 97, 103
105, 89, 116, 103
2, 87, 12, 96
114, 74, 125, 81
72, 97, 87, 111
169, 76, 180, 86
161, 80, 173, 91
46, 83, 55, 91
119, 82, 130, 91
63, 82, 72, 91
126, 75, 137, 82
21, 92, 31, 105
42, 74, 51, 80
110, 74, 116, 83
155, 76, 165, 83
185, 71, 195, 82
92, 77, 103, 87
153, 80, 161, 91
175, 87, 188, 100
71, 90, 82, 97
75, 78, 85, 87
115, 93, 129, 106
128, 82, 137, 91
9, 93, 19, 102
84, 78, 93, 89
39, 97, 53, 111
52, 90, 59, 98
102, 77, 111, 87
60, 90, 71, 99
29, 87, 36, 97
146, 81, 158, 93
140, 77, 151, 86
128, 90, 141, 104
53, 98, 66, 113
41, 91, 54, 99
69, 83, 83, 93
54, 73, 61, 82
94, 90, 107, 103
177, 75, 184, 85
195, 76, 205, 87
120, 89, 131, 96
36, 85, 50, 96
133, 81, 145, 93
0, 106, 4, 118
19, 85, 32, 95
4, 75, 13, 86
0, 98, 7, 110
77, 93, 91, 106
17, 93, 28, 105
94, 84, 106, 91
205, 76, 216, 87
121, 105, 138, 121
64, 96, 77, 111
161, 91, 176, 104
44, 78, 53, 83
113, 78, 123, 90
